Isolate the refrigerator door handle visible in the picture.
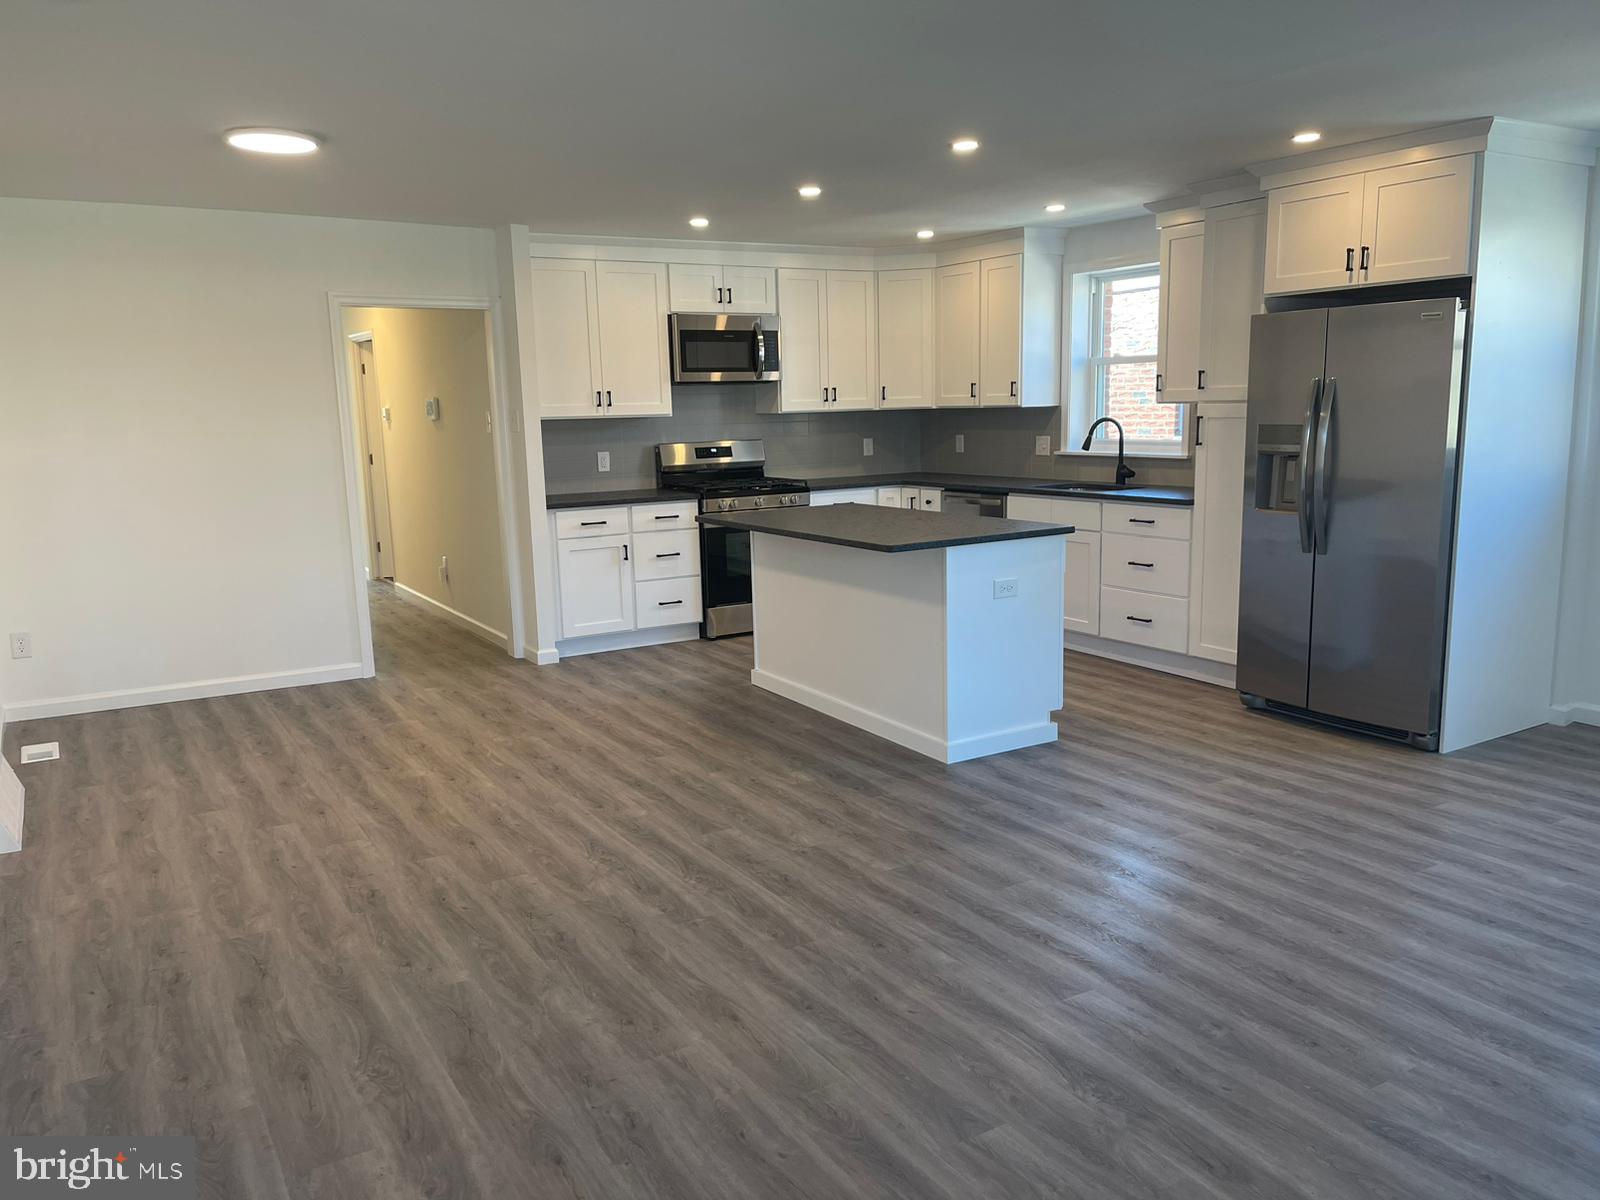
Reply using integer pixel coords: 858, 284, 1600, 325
1314, 378, 1337, 554
1298, 376, 1322, 553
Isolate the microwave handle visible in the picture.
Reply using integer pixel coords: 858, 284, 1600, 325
753, 320, 766, 377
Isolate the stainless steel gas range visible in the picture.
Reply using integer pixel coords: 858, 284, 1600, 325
655, 440, 809, 638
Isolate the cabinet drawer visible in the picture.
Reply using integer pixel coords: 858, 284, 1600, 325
1101, 532, 1190, 597
555, 506, 631, 539
633, 529, 700, 580
1007, 494, 1101, 531
636, 576, 703, 627
630, 500, 698, 530
1104, 503, 1191, 540
1100, 586, 1189, 654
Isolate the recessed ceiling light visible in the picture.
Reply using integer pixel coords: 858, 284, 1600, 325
1044, 202, 1066, 213
950, 138, 980, 154
688, 216, 710, 228
1291, 130, 1323, 145
797, 184, 822, 198
916, 229, 935, 240
224, 127, 320, 155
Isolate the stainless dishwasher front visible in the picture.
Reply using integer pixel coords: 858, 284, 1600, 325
940, 489, 1007, 519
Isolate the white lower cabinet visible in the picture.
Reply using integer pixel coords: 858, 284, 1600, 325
1099, 587, 1190, 654
810, 487, 879, 506
552, 500, 701, 649
556, 535, 634, 639
1188, 406, 1247, 664
874, 486, 942, 510
1063, 532, 1101, 636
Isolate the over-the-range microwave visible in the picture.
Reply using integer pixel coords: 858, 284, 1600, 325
669, 313, 781, 384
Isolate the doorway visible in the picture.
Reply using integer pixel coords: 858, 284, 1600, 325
333, 298, 523, 673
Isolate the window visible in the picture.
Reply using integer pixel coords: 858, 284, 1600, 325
1084, 266, 1185, 453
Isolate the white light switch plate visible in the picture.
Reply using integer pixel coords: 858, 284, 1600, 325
1034, 435, 1051, 456
597, 451, 611, 473
862, 437, 874, 457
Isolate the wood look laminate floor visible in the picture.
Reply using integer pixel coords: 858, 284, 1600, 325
3, 584, 1599, 1199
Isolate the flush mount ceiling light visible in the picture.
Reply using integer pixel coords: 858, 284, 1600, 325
916, 229, 935, 240
688, 215, 710, 228
1044, 202, 1066, 213
1291, 130, 1323, 144
797, 184, 822, 198
224, 127, 320, 155
950, 137, 980, 154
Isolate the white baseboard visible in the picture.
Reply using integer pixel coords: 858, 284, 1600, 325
1066, 632, 1237, 688
528, 647, 560, 665
391, 581, 508, 650
0, 757, 23, 854
1549, 701, 1600, 728
1, 662, 367, 722
751, 667, 1057, 764
554, 624, 700, 658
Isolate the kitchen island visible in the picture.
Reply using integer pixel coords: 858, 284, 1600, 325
699, 504, 1074, 763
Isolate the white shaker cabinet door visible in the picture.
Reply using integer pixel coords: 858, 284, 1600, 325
595, 261, 671, 417
1156, 222, 1206, 403
1263, 172, 1365, 295
557, 535, 635, 639
935, 261, 981, 407
776, 268, 829, 412
825, 270, 878, 411
978, 254, 1023, 407
1360, 155, 1475, 285
528, 258, 604, 419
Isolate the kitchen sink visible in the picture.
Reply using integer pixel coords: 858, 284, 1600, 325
1034, 480, 1135, 494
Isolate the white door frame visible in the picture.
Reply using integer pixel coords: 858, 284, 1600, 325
326, 292, 527, 676
346, 332, 397, 581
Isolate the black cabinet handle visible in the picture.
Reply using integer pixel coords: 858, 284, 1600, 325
1360, 245, 1370, 272
716, 286, 724, 303
622, 544, 629, 560
579, 520, 607, 526
1010, 380, 1017, 397
1345, 247, 1355, 273
1195, 414, 1204, 447
1155, 372, 1164, 393
1126, 616, 1153, 624
1197, 369, 1206, 390
1129, 518, 1156, 525
881, 385, 887, 402
658, 599, 684, 607
605, 390, 613, 407
831, 387, 838, 402
654, 551, 681, 559
1127, 561, 1155, 569
653, 514, 678, 520
595, 390, 602, 408
970, 382, 977, 399
727, 288, 734, 305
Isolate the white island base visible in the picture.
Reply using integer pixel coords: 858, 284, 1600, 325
749, 532, 1066, 763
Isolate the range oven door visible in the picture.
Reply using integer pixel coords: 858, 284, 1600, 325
699, 520, 753, 637
670, 314, 781, 384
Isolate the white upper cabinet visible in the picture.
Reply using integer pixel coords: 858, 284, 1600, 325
979, 254, 1023, 406
1197, 200, 1266, 404
595, 261, 672, 417
877, 268, 936, 409
935, 261, 981, 407
1263, 154, 1475, 295
1263, 172, 1366, 294
825, 270, 878, 410
1156, 222, 1206, 404
668, 263, 777, 313
774, 268, 828, 413
1360, 156, 1475, 285
528, 258, 604, 419
721, 266, 778, 314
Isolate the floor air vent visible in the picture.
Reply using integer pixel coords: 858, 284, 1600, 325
19, 742, 60, 764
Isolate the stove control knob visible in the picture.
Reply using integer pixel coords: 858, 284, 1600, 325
754, 496, 766, 508
718, 498, 734, 512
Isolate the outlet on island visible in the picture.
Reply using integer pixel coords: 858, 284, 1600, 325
992, 578, 1019, 600
862, 437, 873, 457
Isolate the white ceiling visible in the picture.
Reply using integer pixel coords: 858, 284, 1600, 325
5, 0, 1599, 247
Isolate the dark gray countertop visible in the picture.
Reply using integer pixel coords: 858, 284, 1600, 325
545, 473, 1192, 511
699, 504, 1074, 553
801, 472, 1194, 506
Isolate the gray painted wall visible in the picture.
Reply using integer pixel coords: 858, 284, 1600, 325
541, 384, 923, 490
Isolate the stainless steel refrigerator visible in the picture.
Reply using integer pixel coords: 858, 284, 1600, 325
1237, 296, 1467, 750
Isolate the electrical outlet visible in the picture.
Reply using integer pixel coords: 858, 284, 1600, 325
1034, 435, 1052, 456
425, 396, 441, 422
955, 434, 965, 454
993, 578, 1019, 600
862, 437, 874, 457
597, 451, 611, 473
10, 632, 31, 659
438, 555, 449, 583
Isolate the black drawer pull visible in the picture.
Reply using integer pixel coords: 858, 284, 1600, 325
1127, 561, 1155, 569
1129, 518, 1156, 525
655, 552, 681, 559
579, 519, 607, 526
1345, 247, 1355, 273
653, 514, 679, 520
1126, 616, 1153, 624
658, 599, 684, 607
